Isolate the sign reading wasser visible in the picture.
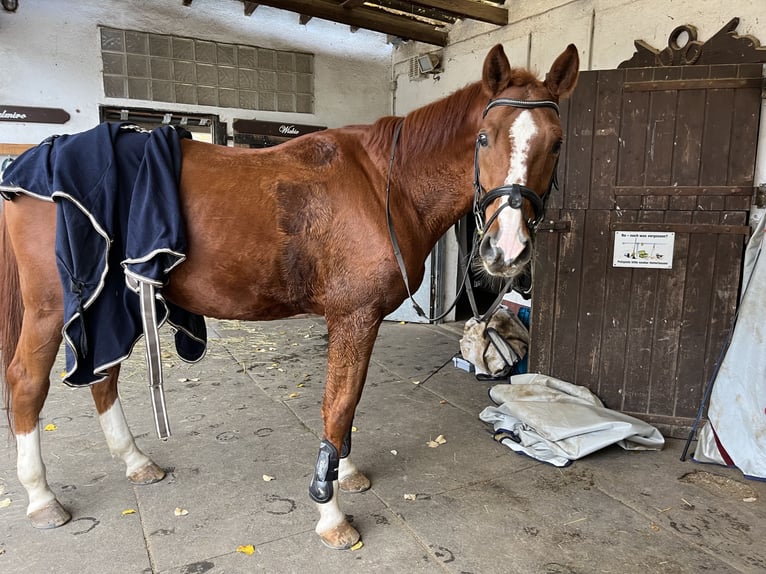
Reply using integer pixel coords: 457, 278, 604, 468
0, 106, 70, 124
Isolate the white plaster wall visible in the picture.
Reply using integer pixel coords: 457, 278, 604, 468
394, 1, 764, 113
391, 1, 765, 320
0, 0, 392, 144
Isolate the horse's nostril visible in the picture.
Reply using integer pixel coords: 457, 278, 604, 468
479, 235, 499, 263
516, 242, 530, 264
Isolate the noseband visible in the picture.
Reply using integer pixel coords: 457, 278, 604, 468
473, 98, 560, 237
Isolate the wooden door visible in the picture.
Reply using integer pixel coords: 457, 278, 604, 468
530, 63, 762, 437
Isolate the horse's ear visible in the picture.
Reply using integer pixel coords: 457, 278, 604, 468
544, 44, 580, 100
482, 44, 512, 97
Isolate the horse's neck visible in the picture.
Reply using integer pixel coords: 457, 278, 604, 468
399, 141, 475, 240
396, 92, 483, 248
359, 83, 484, 267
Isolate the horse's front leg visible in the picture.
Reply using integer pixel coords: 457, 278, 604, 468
310, 311, 380, 549
338, 425, 371, 493
90, 366, 165, 484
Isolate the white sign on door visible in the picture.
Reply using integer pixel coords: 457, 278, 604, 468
613, 231, 674, 269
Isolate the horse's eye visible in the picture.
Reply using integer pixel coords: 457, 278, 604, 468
552, 139, 563, 154
478, 133, 489, 147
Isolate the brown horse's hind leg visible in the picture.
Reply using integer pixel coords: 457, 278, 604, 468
8, 311, 71, 528
5, 197, 71, 528
90, 366, 165, 485
310, 310, 380, 549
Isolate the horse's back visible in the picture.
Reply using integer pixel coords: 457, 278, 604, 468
167, 132, 396, 321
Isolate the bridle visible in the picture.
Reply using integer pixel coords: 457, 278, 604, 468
385, 97, 562, 322
473, 97, 561, 239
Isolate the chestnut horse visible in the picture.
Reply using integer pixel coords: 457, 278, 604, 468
0, 43, 578, 548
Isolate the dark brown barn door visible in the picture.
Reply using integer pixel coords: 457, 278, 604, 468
530, 64, 762, 437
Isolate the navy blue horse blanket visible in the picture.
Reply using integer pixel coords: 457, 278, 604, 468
0, 122, 206, 386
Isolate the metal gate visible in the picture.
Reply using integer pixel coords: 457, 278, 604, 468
529, 57, 762, 437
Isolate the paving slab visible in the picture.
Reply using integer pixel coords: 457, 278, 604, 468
1, 317, 765, 574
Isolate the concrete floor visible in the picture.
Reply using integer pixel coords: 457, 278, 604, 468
1, 317, 764, 573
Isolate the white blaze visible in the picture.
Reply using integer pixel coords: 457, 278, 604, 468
495, 110, 538, 262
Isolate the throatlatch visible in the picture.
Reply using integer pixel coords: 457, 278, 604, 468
309, 439, 340, 503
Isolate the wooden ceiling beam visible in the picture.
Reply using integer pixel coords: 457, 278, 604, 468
411, 0, 507, 26
240, 0, 448, 45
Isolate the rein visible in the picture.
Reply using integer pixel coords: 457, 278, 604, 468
385, 96, 560, 322
385, 120, 472, 322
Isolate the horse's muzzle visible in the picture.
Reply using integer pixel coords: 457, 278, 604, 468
479, 231, 532, 277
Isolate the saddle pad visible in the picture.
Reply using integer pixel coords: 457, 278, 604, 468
0, 122, 206, 385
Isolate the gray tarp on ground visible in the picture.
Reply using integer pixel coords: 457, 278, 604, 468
480, 374, 665, 467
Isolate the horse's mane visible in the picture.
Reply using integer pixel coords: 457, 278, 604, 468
399, 82, 485, 157
364, 67, 545, 160
364, 82, 483, 160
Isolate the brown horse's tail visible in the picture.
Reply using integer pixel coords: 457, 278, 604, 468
0, 206, 23, 432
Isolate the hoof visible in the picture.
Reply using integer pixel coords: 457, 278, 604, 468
318, 520, 361, 550
339, 470, 371, 493
128, 461, 166, 485
29, 500, 71, 529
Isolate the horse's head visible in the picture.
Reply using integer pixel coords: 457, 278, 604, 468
474, 44, 579, 278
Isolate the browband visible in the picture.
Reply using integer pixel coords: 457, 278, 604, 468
483, 98, 560, 118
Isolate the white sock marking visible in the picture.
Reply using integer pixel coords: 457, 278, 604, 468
17, 429, 57, 515
338, 456, 358, 481
99, 399, 152, 476
315, 481, 345, 534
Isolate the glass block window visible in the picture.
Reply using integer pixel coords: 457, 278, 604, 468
100, 27, 314, 114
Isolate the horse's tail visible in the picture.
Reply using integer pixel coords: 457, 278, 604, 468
0, 206, 23, 432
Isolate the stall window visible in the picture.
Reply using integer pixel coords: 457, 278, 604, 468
99, 106, 225, 144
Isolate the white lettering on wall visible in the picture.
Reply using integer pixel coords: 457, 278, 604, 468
0, 110, 28, 119
278, 125, 300, 135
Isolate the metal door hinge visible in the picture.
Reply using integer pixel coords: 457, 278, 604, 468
537, 220, 571, 233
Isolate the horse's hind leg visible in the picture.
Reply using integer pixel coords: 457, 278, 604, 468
90, 366, 165, 484
5, 197, 72, 528
8, 312, 72, 528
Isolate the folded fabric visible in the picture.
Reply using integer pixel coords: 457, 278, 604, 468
460, 307, 528, 378
480, 373, 665, 467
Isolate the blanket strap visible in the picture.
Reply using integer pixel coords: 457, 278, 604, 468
138, 280, 171, 440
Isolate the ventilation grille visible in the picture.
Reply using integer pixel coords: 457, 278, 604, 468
408, 56, 421, 79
